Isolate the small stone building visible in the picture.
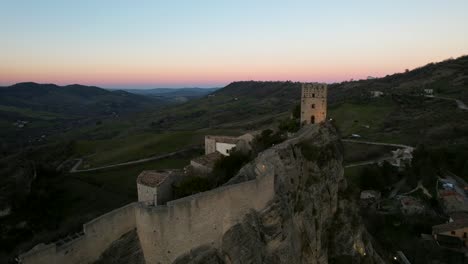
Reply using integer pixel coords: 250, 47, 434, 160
300, 83, 327, 125
204, 132, 257, 156
398, 196, 424, 215
424, 88, 434, 96
433, 218, 468, 248
137, 170, 180, 206
360, 190, 381, 200
370, 91, 384, 97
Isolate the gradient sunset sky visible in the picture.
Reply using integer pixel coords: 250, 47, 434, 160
1, 0, 468, 88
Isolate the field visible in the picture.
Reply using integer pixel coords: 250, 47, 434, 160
74, 155, 196, 197
73, 129, 241, 168
328, 97, 395, 138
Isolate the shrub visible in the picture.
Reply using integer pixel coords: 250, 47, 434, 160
173, 177, 213, 199
211, 151, 251, 185
251, 129, 285, 155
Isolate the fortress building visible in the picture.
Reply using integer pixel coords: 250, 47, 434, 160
300, 83, 327, 125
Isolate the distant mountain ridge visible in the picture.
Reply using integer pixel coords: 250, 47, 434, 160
0, 82, 162, 119
115, 87, 220, 100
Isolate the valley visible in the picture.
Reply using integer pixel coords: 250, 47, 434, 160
1, 55, 468, 263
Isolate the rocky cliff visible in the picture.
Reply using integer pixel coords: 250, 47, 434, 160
93, 122, 383, 264
174, 122, 384, 264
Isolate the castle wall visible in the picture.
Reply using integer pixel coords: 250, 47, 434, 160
205, 137, 216, 155
19, 203, 138, 264
138, 183, 157, 205
135, 172, 275, 264
155, 177, 174, 205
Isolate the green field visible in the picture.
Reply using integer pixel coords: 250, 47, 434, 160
74, 129, 240, 168
329, 98, 396, 138
74, 156, 192, 197
0, 104, 67, 120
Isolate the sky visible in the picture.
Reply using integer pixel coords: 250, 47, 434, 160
1, 0, 468, 88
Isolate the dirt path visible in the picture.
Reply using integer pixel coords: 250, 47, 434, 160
401, 180, 433, 198
344, 156, 393, 168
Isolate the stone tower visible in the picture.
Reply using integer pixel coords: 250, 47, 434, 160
300, 83, 327, 125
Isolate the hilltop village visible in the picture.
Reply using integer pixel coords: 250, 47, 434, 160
18, 83, 333, 264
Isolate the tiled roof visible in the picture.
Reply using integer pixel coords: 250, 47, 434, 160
137, 170, 169, 187
450, 212, 468, 221
206, 135, 239, 144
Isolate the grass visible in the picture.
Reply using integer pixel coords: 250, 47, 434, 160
74, 156, 193, 197
0, 104, 67, 120
344, 166, 365, 188
329, 97, 395, 137
343, 142, 396, 164
74, 129, 239, 168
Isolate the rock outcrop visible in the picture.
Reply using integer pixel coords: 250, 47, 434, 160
174, 122, 384, 264
94, 230, 145, 264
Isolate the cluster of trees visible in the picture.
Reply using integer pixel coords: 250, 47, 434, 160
359, 162, 400, 193
277, 104, 300, 133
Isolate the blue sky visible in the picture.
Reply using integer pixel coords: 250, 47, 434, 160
1, 0, 468, 88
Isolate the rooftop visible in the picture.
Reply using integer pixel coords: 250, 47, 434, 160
191, 151, 223, 167
137, 170, 169, 187
206, 135, 240, 144
450, 212, 468, 222
433, 219, 468, 234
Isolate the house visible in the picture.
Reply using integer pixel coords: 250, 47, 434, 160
360, 190, 381, 200
389, 148, 413, 168
424, 88, 434, 96
204, 132, 257, 156
398, 196, 424, 214
370, 91, 384, 97
136, 170, 184, 206
449, 212, 468, 223
432, 218, 468, 248
360, 190, 381, 207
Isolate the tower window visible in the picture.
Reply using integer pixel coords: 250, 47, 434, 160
311, 104, 315, 109
312, 93, 315, 98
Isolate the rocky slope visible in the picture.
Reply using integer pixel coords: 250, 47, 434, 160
174, 122, 384, 264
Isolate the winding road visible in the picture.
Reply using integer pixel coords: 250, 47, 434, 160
343, 139, 413, 168
426, 95, 468, 110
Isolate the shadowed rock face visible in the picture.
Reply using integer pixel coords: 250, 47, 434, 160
174, 123, 384, 264
94, 230, 145, 264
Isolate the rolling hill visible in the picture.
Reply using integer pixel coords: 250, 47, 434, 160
0, 82, 165, 156
1, 55, 467, 262
115, 87, 220, 103
0, 82, 161, 119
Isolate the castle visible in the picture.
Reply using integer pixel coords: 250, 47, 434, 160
18, 82, 328, 264
300, 82, 327, 125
